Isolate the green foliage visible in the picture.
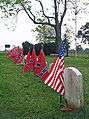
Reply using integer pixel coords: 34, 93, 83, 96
43, 42, 56, 55
22, 41, 31, 55
33, 24, 55, 44
77, 22, 89, 44
15, 0, 22, 4
0, 0, 27, 30
84, 48, 89, 54
0, 0, 67, 48
34, 42, 56, 56
37, 18, 44, 22
76, 45, 83, 53
27, 5, 31, 11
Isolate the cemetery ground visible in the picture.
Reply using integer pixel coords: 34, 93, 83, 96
0, 53, 89, 119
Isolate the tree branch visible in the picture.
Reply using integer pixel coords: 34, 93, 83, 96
21, 3, 55, 27
35, 0, 55, 24
54, 0, 58, 24
0, 5, 7, 13
60, 0, 67, 25
15, 8, 24, 15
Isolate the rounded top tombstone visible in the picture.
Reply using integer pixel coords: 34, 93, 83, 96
64, 67, 84, 109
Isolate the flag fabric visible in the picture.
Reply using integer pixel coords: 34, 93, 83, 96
5, 43, 66, 96
13, 48, 23, 64
34, 49, 49, 80
23, 64, 30, 73
29, 48, 37, 71
25, 52, 31, 64
37, 49, 47, 68
6, 47, 15, 61
44, 40, 66, 96
23, 48, 37, 73
23, 52, 31, 73
6, 47, 17, 63
6, 47, 23, 64
15, 52, 23, 64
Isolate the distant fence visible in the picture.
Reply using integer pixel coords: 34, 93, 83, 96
65, 50, 89, 58
50, 50, 89, 58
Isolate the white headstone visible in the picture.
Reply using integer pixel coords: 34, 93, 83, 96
64, 67, 84, 109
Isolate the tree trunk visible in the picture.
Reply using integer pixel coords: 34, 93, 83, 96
66, 47, 69, 57
55, 23, 62, 53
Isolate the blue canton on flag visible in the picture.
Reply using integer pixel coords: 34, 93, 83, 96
59, 39, 66, 57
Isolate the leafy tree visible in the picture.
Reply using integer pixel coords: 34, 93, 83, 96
0, 0, 67, 51
35, 43, 42, 56
84, 48, 89, 54
43, 42, 56, 55
78, 22, 89, 44
1, 0, 89, 52
63, 33, 70, 57
65, 26, 72, 56
22, 0, 67, 51
22, 41, 30, 55
32, 0, 89, 48
33, 23, 55, 44
66, 0, 89, 56
76, 44, 83, 53
34, 42, 56, 55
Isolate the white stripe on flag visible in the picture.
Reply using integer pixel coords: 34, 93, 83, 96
51, 61, 64, 88
51, 59, 64, 88
48, 58, 61, 87
54, 76, 63, 90
60, 88, 65, 96
54, 79, 60, 90
44, 58, 59, 84
51, 67, 64, 88
56, 83, 62, 92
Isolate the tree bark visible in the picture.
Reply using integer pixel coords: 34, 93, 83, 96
55, 23, 62, 52
21, 0, 67, 52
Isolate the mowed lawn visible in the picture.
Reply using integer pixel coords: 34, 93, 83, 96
0, 53, 89, 119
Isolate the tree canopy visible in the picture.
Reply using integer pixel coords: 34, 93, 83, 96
0, 0, 67, 51
33, 24, 55, 44
78, 22, 89, 44
0, 0, 89, 51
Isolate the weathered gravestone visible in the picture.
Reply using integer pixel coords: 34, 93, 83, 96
64, 67, 84, 110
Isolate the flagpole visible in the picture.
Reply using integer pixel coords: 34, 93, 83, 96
60, 95, 63, 107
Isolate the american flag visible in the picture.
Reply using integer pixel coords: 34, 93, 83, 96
44, 40, 66, 96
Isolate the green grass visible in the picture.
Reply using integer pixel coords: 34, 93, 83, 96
0, 53, 89, 119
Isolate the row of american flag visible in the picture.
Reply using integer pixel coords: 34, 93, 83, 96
6, 39, 66, 96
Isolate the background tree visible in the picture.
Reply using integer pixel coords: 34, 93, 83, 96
76, 44, 83, 54
32, 23, 55, 44
65, 0, 89, 56
0, 0, 89, 52
21, 0, 67, 51
84, 48, 89, 56
63, 33, 70, 57
77, 22, 89, 44
22, 41, 31, 55
64, 25, 72, 56
0, 0, 67, 51
43, 42, 56, 55
35, 42, 56, 56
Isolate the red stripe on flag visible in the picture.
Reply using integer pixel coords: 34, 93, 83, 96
50, 58, 64, 88
44, 56, 65, 96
